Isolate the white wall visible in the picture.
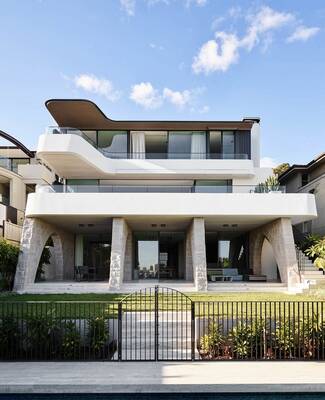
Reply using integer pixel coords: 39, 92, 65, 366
37, 134, 256, 179
26, 192, 317, 224
250, 122, 260, 168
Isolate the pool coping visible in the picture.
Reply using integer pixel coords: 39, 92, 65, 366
0, 361, 325, 393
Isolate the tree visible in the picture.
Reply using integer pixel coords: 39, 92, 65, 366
0, 239, 20, 291
273, 163, 290, 177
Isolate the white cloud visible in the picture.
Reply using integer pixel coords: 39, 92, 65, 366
120, 0, 135, 16
192, 33, 240, 74
211, 16, 224, 30
241, 6, 294, 50
198, 105, 210, 113
163, 88, 191, 108
185, 0, 207, 6
193, 6, 300, 73
228, 5, 242, 19
287, 25, 320, 43
149, 43, 164, 50
73, 74, 121, 101
129, 82, 162, 109
260, 157, 278, 168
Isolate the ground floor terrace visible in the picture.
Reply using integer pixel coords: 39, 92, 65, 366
13, 214, 301, 293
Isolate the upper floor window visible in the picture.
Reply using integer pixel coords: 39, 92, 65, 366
301, 173, 309, 187
98, 131, 128, 159
168, 131, 206, 159
208, 131, 250, 159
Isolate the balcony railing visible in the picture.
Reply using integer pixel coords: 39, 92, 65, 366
37, 185, 286, 194
47, 127, 249, 160
0, 157, 30, 174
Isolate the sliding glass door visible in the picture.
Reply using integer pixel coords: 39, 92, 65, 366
134, 231, 185, 281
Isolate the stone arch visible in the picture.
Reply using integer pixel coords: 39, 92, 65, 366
13, 218, 66, 291
37, 233, 64, 282
261, 238, 278, 281
249, 218, 300, 287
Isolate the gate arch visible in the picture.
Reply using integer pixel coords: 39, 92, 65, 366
118, 286, 194, 361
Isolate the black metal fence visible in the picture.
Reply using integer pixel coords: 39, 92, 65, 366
0, 292, 324, 361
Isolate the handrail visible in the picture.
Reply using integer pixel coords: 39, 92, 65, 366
36, 184, 286, 194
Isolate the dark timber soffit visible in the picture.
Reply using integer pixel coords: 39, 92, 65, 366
45, 99, 255, 131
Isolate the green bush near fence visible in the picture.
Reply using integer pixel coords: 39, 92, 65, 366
198, 316, 325, 360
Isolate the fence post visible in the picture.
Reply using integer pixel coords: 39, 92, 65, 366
118, 302, 122, 361
191, 301, 195, 361
154, 285, 159, 361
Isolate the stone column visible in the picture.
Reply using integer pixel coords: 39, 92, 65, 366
13, 217, 74, 292
124, 226, 133, 281
190, 217, 207, 291
108, 218, 129, 290
249, 218, 300, 288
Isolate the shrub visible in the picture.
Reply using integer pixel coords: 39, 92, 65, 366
26, 310, 60, 357
61, 321, 81, 359
88, 316, 109, 353
0, 316, 20, 357
0, 239, 19, 291
273, 320, 295, 359
199, 321, 224, 359
305, 237, 325, 271
229, 321, 264, 359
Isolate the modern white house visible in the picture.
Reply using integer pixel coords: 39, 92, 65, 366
13, 99, 317, 293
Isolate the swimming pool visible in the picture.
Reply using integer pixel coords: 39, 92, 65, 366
0, 394, 325, 400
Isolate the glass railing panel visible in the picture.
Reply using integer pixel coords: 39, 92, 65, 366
38, 184, 286, 194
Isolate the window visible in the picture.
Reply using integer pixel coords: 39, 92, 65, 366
145, 132, 168, 159
195, 180, 232, 193
222, 131, 235, 158
208, 131, 237, 159
168, 131, 206, 159
11, 158, 30, 174
82, 131, 97, 146
97, 131, 128, 158
301, 173, 309, 187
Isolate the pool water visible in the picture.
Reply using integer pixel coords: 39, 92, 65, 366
0, 394, 325, 400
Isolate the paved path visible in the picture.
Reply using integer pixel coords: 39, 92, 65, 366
0, 361, 324, 393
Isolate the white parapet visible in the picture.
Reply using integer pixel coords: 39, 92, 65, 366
25, 192, 317, 225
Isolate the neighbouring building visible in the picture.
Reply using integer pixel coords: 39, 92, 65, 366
13, 99, 317, 293
279, 153, 325, 237
0, 130, 55, 245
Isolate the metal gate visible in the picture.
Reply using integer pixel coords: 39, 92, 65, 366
118, 286, 195, 361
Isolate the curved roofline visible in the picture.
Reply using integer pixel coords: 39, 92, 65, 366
45, 98, 256, 130
0, 130, 34, 158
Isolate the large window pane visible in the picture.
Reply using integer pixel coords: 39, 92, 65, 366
168, 132, 192, 158
145, 132, 168, 159
98, 130, 128, 158
222, 131, 235, 158
209, 131, 221, 158
195, 180, 232, 193
168, 131, 206, 159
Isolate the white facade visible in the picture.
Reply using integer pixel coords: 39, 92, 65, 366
13, 102, 317, 293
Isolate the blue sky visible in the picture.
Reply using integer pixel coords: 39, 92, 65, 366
0, 0, 324, 166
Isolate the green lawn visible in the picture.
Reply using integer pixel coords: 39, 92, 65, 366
0, 286, 325, 302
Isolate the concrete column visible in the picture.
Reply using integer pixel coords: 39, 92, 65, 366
14, 217, 74, 292
108, 218, 129, 290
10, 177, 26, 210
249, 218, 300, 289
190, 217, 207, 291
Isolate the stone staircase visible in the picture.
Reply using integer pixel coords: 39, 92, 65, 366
296, 248, 325, 289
